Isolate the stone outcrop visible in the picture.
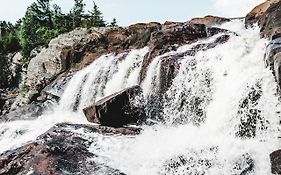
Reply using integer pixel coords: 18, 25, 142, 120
190, 15, 230, 26
25, 23, 161, 93
246, 1, 281, 90
83, 86, 146, 127
0, 123, 137, 175
245, 0, 280, 28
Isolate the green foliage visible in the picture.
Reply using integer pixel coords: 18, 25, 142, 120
109, 18, 118, 27
86, 2, 106, 28
0, 55, 12, 88
70, 0, 85, 29
0, 0, 116, 63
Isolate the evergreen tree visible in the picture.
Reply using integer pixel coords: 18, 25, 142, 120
70, 0, 85, 29
109, 18, 117, 27
19, 3, 42, 59
86, 1, 106, 28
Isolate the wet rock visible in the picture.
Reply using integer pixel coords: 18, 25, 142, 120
251, 1, 281, 90
161, 148, 217, 174
270, 149, 281, 174
1, 102, 44, 122
143, 34, 230, 121
190, 15, 230, 26
139, 22, 230, 82
232, 154, 255, 175
83, 85, 146, 127
236, 82, 263, 138
24, 23, 162, 107
245, 0, 280, 28
41, 73, 74, 102
0, 123, 128, 175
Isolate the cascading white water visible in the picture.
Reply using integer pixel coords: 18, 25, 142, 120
0, 20, 280, 175
0, 47, 149, 153
87, 21, 281, 175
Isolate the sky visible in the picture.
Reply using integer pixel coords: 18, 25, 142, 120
0, 0, 264, 26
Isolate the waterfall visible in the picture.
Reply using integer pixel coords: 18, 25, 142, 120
0, 20, 280, 174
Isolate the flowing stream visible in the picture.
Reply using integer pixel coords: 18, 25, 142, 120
0, 20, 280, 174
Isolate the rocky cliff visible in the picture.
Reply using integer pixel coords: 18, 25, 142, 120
1, 1, 281, 174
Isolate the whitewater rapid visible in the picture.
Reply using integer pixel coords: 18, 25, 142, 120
0, 20, 280, 175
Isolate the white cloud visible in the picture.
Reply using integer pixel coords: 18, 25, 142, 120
212, 0, 264, 17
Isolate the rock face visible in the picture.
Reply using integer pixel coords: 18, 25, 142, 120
258, 1, 281, 38
246, 1, 281, 90
245, 0, 280, 27
83, 86, 146, 127
0, 123, 133, 175
139, 22, 230, 82
190, 15, 230, 26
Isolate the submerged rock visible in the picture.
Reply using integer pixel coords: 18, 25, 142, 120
0, 123, 138, 175
83, 86, 146, 127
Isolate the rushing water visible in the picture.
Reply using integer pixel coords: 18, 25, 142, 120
0, 20, 280, 174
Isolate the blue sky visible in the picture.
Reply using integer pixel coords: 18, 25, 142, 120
0, 0, 263, 26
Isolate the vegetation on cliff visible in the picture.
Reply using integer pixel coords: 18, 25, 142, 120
0, 0, 117, 89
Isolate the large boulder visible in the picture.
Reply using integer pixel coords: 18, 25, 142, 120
0, 123, 133, 175
83, 86, 146, 127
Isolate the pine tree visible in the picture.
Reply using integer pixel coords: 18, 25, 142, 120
87, 1, 106, 27
19, 3, 42, 59
70, 0, 85, 29
32, 0, 53, 28
109, 18, 117, 27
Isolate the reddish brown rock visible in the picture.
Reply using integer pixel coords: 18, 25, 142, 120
258, 1, 281, 38
139, 22, 230, 82
251, 1, 281, 90
191, 15, 230, 26
0, 123, 137, 175
83, 86, 146, 127
245, 0, 280, 28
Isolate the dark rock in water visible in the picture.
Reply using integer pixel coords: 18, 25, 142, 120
0, 123, 128, 175
83, 86, 146, 127
190, 15, 231, 26
40, 73, 74, 102
270, 149, 281, 174
236, 83, 263, 138
232, 154, 255, 175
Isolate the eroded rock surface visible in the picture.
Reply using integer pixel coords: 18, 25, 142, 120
0, 122, 141, 175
